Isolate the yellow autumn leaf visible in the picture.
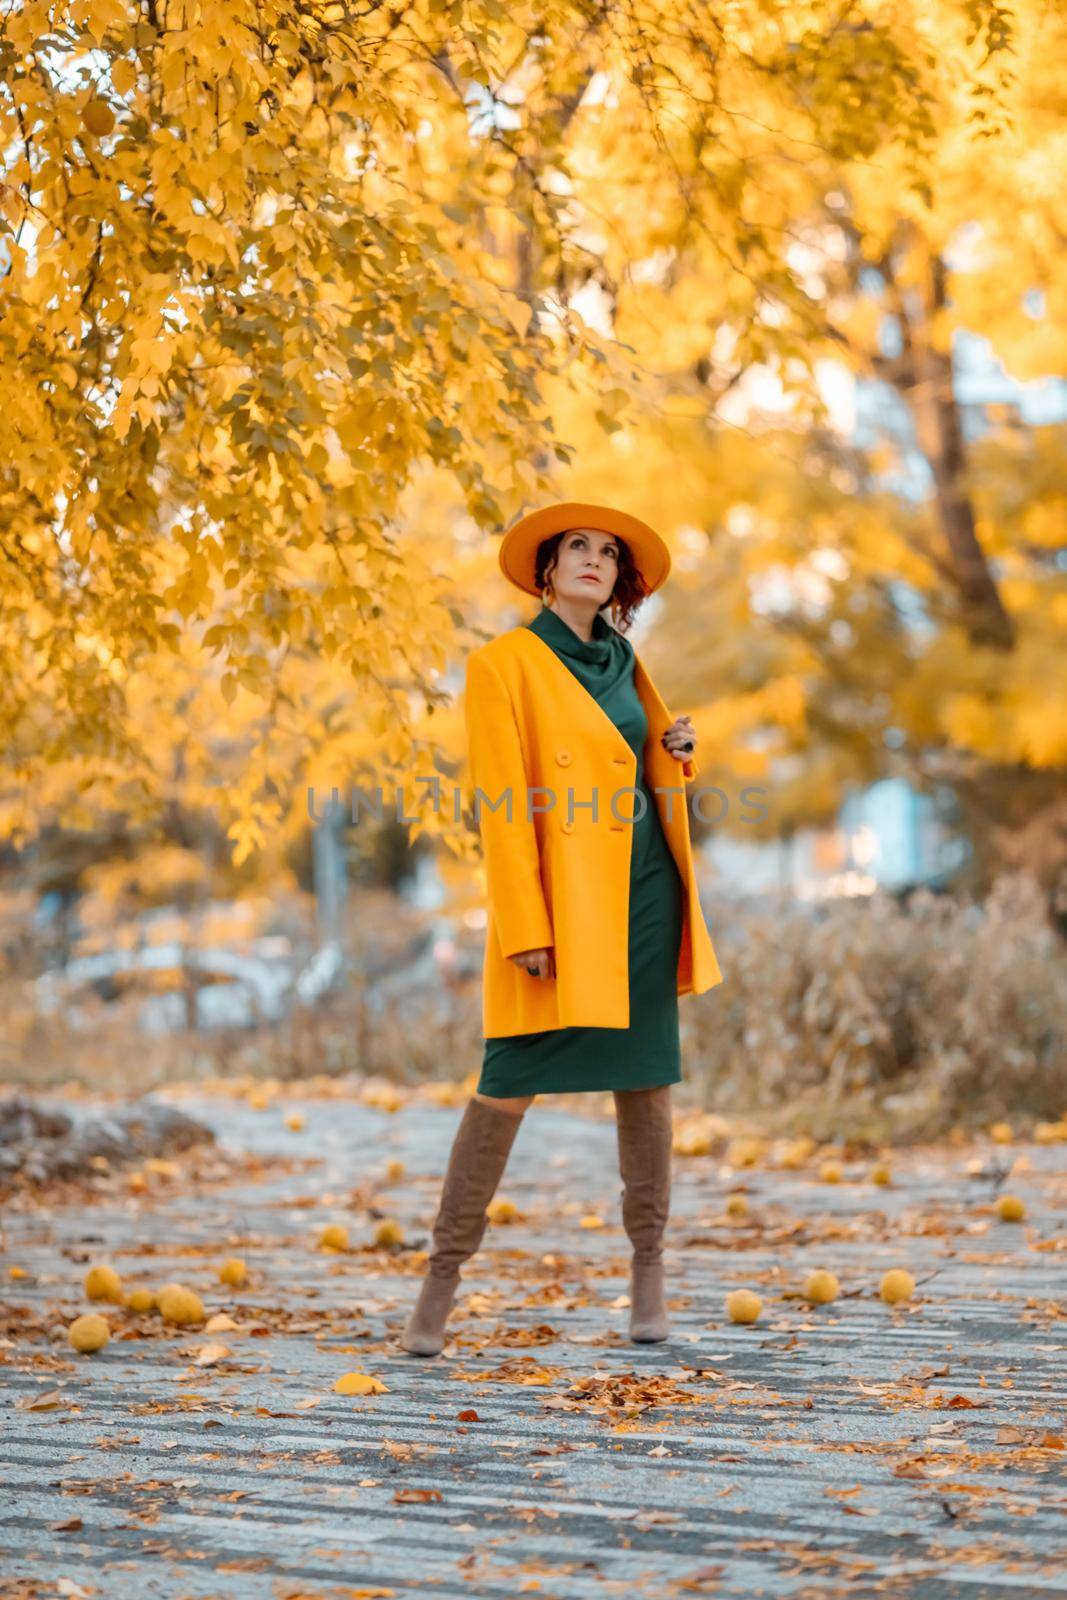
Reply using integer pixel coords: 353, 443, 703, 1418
334, 1372, 389, 1396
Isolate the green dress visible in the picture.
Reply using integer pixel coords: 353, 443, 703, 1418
477, 604, 684, 1097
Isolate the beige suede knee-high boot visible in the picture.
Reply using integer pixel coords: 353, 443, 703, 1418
614, 1085, 673, 1343
399, 1096, 527, 1357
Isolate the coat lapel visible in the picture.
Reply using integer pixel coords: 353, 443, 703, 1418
517, 626, 634, 758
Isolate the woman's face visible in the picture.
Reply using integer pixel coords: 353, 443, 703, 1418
549, 528, 620, 608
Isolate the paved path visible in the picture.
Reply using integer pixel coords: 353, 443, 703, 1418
2, 1087, 1066, 1599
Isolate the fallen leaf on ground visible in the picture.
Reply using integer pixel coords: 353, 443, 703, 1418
205, 1312, 239, 1333
334, 1371, 389, 1395
19, 1390, 65, 1411
194, 1341, 231, 1367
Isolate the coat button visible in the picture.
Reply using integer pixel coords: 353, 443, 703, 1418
561, 819, 575, 834
555, 748, 572, 767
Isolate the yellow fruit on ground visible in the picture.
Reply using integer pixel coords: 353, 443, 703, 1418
127, 1171, 147, 1193
804, 1270, 840, 1305
374, 1219, 404, 1248
385, 1159, 406, 1182
723, 1286, 764, 1324
989, 1122, 1013, 1144
157, 1284, 206, 1326
672, 1112, 730, 1157
362, 1084, 405, 1113
318, 1223, 349, 1252
85, 1264, 123, 1304
725, 1193, 749, 1220
8, 1266, 26, 1280
218, 1257, 248, 1288
870, 1163, 892, 1186
996, 1193, 1026, 1223
246, 1088, 270, 1111
726, 1136, 762, 1168
68, 1313, 110, 1354
778, 1136, 816, 1170
285, 1112, 305, 1131
334, 1371, 389, 1395
726, 1289, 762, 1324
819, 1161, 843, 1184
124, 1287, 155, 1313
487, 1198, 518, 1224
880, 1269, 915, 1305
579, 1213, 605, 1229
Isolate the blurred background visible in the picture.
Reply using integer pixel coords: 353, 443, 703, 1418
1, 0, 1065, 1141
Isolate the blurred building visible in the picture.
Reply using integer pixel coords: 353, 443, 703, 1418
699, 777, 968, 903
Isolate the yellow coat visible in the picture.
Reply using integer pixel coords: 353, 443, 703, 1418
465, 622, 724, 1037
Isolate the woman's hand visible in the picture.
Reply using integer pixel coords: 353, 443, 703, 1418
509, 947, 555, 980
661, 715, 697, 762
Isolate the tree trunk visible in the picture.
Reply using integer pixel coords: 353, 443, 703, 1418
907, 253, 1015, 650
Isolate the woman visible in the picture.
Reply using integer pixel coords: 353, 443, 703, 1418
399, 501, 723, 1357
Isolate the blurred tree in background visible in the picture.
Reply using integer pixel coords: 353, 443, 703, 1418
2, 0, 1063, 906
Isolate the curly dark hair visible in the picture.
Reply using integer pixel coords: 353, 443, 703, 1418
533, 530, 650, 634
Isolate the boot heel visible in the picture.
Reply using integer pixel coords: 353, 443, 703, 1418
630, 1258, 668, 1342
400, 1273, 460, 1356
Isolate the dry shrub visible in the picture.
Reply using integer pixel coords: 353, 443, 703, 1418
684, 872, 1067, 1143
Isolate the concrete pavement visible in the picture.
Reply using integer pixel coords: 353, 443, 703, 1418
2, 1088, 1066, 1598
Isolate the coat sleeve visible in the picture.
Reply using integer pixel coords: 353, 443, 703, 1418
465, 649, 554, 960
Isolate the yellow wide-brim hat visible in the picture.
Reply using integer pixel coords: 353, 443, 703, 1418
497, 501, 672, 599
